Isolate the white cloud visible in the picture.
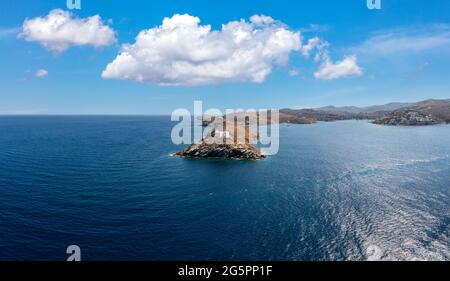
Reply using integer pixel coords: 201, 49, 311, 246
288, 69, 300, 77
353, 24, 450, 56
35, 69, 48, 78
303, 37, 363, 80
314, 55, 363, 80
292, 36, 361, 81
301, 37, 329, 60
20, 9, 116, 53
249, 15, 275, 26
102, 14, 301, 86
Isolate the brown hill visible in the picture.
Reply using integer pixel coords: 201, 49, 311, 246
373, 99, 450, 125
408, 99, 450, 123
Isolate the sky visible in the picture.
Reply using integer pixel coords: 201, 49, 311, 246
0, 0, 449, 115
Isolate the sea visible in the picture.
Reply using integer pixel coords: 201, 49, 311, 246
0, 116, 448, 261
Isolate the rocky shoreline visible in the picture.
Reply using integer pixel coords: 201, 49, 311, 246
176, 114, 266, 161
175, 142, 265, 160
373, 110, 439, 126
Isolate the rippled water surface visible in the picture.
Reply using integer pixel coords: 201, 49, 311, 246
0, 116, 449, 260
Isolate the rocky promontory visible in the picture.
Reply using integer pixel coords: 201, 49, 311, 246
175, 142, 265, 160
373, 110, 438, 126
176, 116, 266, 160
373, 100, 450, 126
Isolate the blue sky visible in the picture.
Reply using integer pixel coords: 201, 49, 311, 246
0, 0, 449, 114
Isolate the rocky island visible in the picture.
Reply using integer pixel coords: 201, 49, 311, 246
175, 142, 265, 160
175, 116, 266, 161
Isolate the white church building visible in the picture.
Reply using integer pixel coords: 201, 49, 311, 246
214, 130, 231, 139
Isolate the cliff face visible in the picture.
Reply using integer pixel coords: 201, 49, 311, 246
175, 142, 265, 160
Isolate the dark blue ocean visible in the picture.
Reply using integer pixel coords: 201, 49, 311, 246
0, 116, 449, 261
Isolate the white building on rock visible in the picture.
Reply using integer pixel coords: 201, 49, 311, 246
215, 130, 231, 139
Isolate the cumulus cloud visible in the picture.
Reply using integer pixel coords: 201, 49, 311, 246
102, 14, 302, 86
303, 37, 363, 80
301, 37, 329, 61
249, 15, 275, 26
314, 55, 363, 80
20, 9, 116, 53
35, 69, 48, 78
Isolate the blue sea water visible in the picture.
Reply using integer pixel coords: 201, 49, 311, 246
0, 116, 449, 261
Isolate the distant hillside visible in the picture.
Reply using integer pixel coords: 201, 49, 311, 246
317, 102, 413, 114
408, 99, 450, 123
280, 108, 367, 122
316, 105, 363, 114
374, 99, 450, 125
279, 112, 316, 124
362, 102, 414, 113
203, 111, 316, 125
281, 99, 450, 125
206, 99, 450, 126
281, 101, 415, 122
